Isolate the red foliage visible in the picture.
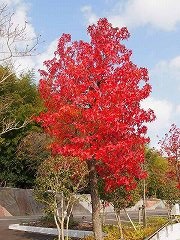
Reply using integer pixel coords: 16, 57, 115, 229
36, 18, 155, 191
159, 124, 180, 188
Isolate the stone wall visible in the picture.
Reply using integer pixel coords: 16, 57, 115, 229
0, 187, 166, 217
0, 187, 43, 216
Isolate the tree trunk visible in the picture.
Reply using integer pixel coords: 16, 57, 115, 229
87, 159, 103, 240
115, 209, 124, 240
66, 204, 74, 240
142, 179, 147, 228
101, 201, 107, 227
54, 213, 61, 240
175, 160, 180, 184
60, 193, 65, 240
138, 207, 141, 225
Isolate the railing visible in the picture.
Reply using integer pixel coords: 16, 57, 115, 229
144, 220, 180, 240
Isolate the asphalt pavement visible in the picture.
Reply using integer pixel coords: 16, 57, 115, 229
74, 208, 169, 224
0, 217, 55, 240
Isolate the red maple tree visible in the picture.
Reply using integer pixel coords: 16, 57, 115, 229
36, 18, 155, 239
159, 124, 180, 188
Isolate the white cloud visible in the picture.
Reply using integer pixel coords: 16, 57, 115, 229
81, 0, 180, 31
12, 4, 36, 40
1, 0, 36, 38
142, 97, 173, 131
156, 56, 180, 78
0, 0, 38, 73
34, 39, 58, 80
169, 56, 180, 74
1, 0, 21, 5
12, 38, 58, 80
176, 105, 180, 115
0, 0, 58, 79
141, 97, 174, 147
142, 54, 180, 147
148, 59, 180, 137
150, 55, 180, 92
81, 5, 98, 25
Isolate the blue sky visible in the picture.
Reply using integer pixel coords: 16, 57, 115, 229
4, 0, 180, 147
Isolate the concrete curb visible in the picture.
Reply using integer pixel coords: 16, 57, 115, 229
9, 224, 93, 238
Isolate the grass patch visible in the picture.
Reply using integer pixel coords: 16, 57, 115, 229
105, 216, 168, 240
82, 216, 169, 240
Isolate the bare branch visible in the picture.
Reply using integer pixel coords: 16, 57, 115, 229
0, 71, 14, 84
0, 118, 30, 136
0, 4, 40, 62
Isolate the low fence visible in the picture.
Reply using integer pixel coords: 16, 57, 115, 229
145, 221, 180, 240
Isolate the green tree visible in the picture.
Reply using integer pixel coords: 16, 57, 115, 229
158, 178, 180, 218
145, 148, 180, 218
145, 148, 168, 198
0, 67, 41, 137
0, 67, 44, 187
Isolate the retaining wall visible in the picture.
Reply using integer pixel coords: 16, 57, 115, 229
0, 187, 43, 216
